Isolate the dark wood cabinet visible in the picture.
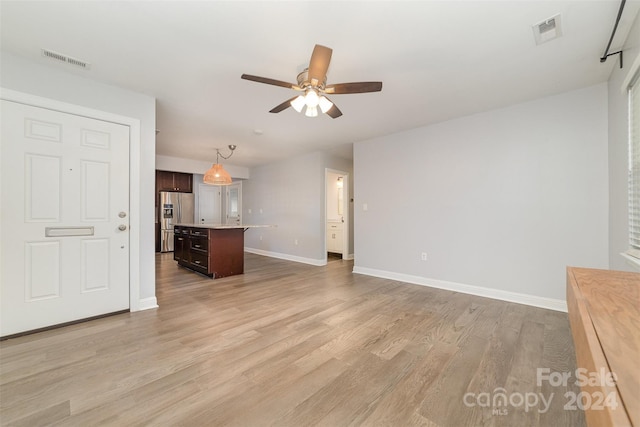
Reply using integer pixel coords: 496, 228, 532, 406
174, 173, 192, 192
156, 170, 193, 252
173, 227, 189, 263
156, 170, 193, 193
174, 226, 244, 278
157, 171, 173, 192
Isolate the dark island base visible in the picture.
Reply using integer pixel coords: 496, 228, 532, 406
174, 226, 244, 278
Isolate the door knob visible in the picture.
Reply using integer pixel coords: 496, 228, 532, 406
118, 224, 127, 231
119, 211, 127, 218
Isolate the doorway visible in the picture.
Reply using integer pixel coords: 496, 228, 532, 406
325, 169, 349, 261
225, 182, 242, 225
198, 184, 222, 224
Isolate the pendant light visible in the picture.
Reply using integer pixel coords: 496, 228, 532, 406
204, 145, 236, 186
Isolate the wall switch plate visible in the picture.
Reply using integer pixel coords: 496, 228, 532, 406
421, 252, 427, 261
294, 239, 298, 245
363, 203, 368, 211
248, 208, 252, 214
259, 235, 263, 241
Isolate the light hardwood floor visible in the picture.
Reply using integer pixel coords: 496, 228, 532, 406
0, 253, 585, 426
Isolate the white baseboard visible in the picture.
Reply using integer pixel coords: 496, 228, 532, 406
137, 297, 159, 311
244, 247, 326, 266
352, 266, 567, 312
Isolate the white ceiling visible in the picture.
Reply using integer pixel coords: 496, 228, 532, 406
2, 1, 639, 167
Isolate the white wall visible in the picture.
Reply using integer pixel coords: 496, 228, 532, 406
354, 83, 609, 305
243, 151, 325, 263
243, 150, 354, 264
608, 11, 640, 272
1, 51, 157, 305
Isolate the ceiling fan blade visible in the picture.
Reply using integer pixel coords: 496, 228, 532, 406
308, 45, 332, 86
241, 74, 300, 90
324, 81, 383, 94
325, 102, 343, 119
269, 96, 298, 113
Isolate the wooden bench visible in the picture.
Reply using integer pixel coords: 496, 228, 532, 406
567, 267, 639, 427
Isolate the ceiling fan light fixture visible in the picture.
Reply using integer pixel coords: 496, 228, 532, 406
305, 105, 318, 117
318, 96, 333, 113
241, 44, 381, 119
291, 95, 306, 113
304, 89, 320, 108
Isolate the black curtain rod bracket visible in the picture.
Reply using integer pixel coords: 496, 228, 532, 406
600, 50, 624, 69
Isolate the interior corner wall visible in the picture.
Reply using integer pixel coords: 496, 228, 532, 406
0, 51, 157, 303
607, 10, 640, 272
354, 83, 609, 302
243, 151, 325, 262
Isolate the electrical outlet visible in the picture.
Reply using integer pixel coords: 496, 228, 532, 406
294, 239, 298, 245
259, 235, 263, 241
421, 252, 427, 261
248, 208, 252, 214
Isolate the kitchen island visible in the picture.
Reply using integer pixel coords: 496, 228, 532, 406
173, 224, 273, 278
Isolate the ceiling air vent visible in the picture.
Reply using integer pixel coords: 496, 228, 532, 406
532, 14, 562, 45
41, 49, 91, 70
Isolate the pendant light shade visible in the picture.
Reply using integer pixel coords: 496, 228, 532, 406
203, 163, 232, 186
291, 95, 306, 113
304, 89, 320, 107
304, 106, 318, 117
318, 96, 334, 113
203, 145, 236, 186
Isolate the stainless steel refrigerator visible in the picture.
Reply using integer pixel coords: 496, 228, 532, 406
160, 192, 194, 252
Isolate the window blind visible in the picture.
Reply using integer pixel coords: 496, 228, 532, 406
629, 72, 640, 257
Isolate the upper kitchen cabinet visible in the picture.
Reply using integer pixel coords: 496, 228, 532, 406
156, 170, 193, 193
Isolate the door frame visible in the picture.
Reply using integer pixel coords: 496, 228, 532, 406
225, 181, 242, 225
325, 168, 350, 262
0, 88, 144, 311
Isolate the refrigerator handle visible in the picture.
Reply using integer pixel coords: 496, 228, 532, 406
178, 196, 182, 223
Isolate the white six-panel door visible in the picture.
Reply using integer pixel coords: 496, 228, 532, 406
1, 100, 130, 336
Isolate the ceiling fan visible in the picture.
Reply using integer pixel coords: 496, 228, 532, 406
241, 44, 383, 119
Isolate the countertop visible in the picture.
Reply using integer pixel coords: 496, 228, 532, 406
174, 223, 275, 230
